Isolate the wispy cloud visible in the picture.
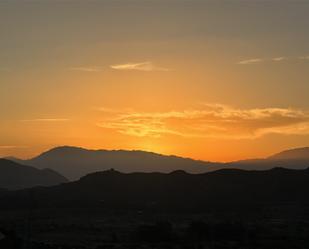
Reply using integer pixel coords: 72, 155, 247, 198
110, 61, 170, 72
21, 118, 69, 122
69, 67, 101, 72
0, 146, 18, 149
299, 55, 309, 60
95, 107, 134, 113
0, 145, 26, 149
238, 58, 264, 65
272, 56, 287, 62
97, 104, 309, 139
238, 55, 309, 65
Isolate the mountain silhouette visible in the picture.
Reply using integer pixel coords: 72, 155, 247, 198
0, 159, 68, 190
268, 147, 309, 160
228, 147, 309, 171
16, 146, 221, 180
10, 146, 309, 180
2, 167, 309, 211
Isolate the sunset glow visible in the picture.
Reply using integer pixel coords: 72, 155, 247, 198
1, 0, 309, 161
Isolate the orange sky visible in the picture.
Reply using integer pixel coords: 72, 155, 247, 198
1, 1, 309, 161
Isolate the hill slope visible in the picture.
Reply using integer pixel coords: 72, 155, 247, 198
20, 146, 221, 180
12, 146, 309, 180
227, 147, 309, 170
0, 159, 68, 190
2, 168, 309, 210
268, 147, 309, 160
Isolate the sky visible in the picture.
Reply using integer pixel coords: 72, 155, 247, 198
1, 0, 309, 161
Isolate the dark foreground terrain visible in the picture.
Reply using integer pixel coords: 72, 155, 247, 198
1, 168, 309, 248
1, 206, 309, 249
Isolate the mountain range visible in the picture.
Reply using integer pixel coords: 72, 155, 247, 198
0, 159, 68, 190
1, 167, 309, 211
10, 146, 309, 180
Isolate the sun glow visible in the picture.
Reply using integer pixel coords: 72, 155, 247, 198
1, 0, 309, 161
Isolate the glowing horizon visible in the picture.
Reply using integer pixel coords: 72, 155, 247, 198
1, 0, 309, 162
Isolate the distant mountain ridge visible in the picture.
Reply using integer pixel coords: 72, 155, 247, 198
268, 147, 309, 160
17, 146, 222, 180
0, 159, 68, 190
9, 146, 309, 180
